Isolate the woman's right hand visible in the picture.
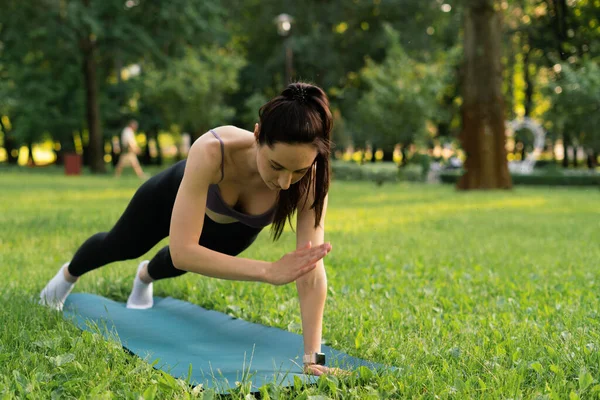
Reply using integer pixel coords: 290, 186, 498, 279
265, 241, 332, 286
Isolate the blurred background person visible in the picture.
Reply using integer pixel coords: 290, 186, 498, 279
115, 120, 147, 179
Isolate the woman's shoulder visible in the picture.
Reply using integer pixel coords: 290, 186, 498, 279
186, 126, 253, 184
210, 125, 254, 147
190, 126, 253, 150
191, 125, 251, 150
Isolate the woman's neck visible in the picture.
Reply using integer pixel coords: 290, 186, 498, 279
229, 138, 263, 188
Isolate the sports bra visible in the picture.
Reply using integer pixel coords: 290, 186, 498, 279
205, 129, 276, 229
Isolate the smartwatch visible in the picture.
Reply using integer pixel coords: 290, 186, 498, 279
303, 352, 326, 365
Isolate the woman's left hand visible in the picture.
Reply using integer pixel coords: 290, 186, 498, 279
303, 364, 349, 377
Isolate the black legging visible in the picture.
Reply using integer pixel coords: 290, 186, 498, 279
67, 160, 264, 280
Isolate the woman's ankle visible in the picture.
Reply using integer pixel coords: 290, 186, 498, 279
62, 265, 79, 283
138, 262, 154, 284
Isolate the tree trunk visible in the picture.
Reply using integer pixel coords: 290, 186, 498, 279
505, 34, 515, 121
6, 139, 19, 164
548, 0, 569, 61
82, 49, 104, 172
561, 132, 569, 167
111, 142, 120, 167
55, 141, 64, 166
523, 47, 534, 117
82, 142, 91, 166
142, 141, 152, 165
27, 140, 36, 166
147, 128, 163, 166
400, 145, 409, 167
155, 134, 163, 166
0, 119, 19, 164
383, 150, 394, 162
81, 0, 105, 174
457, 0, 512, 190
586, 149, 596, 170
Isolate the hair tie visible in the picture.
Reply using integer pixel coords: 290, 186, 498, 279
292, 86, 307, 104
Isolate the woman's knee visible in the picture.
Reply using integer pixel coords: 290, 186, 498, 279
100, 232, 154, 261
146, 247, 187, 280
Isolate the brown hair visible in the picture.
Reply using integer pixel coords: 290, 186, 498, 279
257, 82, 333, 241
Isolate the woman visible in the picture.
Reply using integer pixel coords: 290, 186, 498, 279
40, 82, 335, 375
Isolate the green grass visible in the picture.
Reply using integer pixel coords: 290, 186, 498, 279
1, 166, 599, 399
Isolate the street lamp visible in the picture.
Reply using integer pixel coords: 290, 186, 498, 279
275, 13, 293, 36
274, 13, 294, 84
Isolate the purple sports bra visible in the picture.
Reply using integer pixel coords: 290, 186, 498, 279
205, 129, 276, 229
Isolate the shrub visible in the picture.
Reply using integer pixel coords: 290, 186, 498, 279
398, 164, 424, 182
407, 153, 431, 181
331, 161, 399, 185
439, 170, 600, 187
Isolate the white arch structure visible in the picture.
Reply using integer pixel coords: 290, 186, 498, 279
506, 117, 546, 174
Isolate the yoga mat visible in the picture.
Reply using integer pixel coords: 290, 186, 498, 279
63, 293, 383, 392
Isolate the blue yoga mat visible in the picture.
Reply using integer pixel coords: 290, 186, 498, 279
63, 293, 382, 392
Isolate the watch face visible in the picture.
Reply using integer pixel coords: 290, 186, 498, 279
316, 353, 326, 365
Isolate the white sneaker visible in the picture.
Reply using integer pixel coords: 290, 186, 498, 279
126, 260, 153, 309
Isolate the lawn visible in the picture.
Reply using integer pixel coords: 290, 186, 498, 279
1, 166, 599, 399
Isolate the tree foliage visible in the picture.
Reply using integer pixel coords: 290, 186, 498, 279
349, 25, 451, 150
0, 0, 598, 170
137, 46, 245, 139
545, 59, 600, 152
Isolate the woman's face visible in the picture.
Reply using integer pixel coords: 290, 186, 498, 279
256, 141, 317, 190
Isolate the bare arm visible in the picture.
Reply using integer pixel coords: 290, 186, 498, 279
295, 177, 330, 360
169, 130, 328, 285
169, 132, 269, 281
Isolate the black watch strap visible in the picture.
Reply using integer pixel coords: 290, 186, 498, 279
303, 352, 326, 365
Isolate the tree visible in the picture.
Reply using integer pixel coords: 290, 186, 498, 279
349, 25, 447, 152
511, 0, 600, 167
544, 59, 600, 169
458, 0, 512, 190
0, 0, 229, 172
0, 60, 19, 164
226, 0, 461, 128
136, 46, 245, 140
0, 5, 85, 165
